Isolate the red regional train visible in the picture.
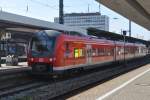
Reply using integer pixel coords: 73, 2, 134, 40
27, 30, 147, 74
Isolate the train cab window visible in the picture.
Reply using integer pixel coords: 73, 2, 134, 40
30, 31, 56, 57
31, 38, 48, 52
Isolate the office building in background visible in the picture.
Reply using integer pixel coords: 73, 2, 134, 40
54, 12, 109, 31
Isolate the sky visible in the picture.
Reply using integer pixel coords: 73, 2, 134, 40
0, 0, 150, 40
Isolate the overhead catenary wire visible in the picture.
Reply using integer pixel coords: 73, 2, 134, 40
29, 0, 59, 10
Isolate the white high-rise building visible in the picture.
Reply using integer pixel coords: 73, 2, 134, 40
54, 12, 109, 31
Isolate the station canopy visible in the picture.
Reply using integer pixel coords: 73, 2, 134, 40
87, 28, 148, 46
0, 11, 86, 34
96, 0, 150, 30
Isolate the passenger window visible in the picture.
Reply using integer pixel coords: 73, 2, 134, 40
74, 48, 85, 58
64, 42, 70, 58
74, 48, 79, 58
95, 48, 98, 56
98, 48, 103, 56
92, 48, 96, 56
79, 49, 83, 57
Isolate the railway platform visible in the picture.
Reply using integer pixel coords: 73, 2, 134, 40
0, 62, 27, 70
67, 64, 150, 100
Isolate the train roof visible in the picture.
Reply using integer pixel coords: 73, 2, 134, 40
32, 30, 87, 39
45, 30, 86, 37
87, 28, 148, 45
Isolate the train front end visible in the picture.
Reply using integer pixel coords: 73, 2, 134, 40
27, 30, 59, 74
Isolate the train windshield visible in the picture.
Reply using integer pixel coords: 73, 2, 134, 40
30, 30, 60, 57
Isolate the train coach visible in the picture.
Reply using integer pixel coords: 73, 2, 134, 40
27, 30, 147, 74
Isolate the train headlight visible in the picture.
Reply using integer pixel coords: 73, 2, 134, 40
49, 58, 53, 62
31, 58, 34, 61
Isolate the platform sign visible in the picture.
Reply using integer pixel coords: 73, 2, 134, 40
6, 33, 11, 39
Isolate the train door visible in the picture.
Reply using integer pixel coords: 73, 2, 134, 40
113, 42, 116, 61
86, 44, 92, 64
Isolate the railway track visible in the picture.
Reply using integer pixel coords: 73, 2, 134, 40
0, 68, 47, 98
0, 68, 30, 80
0, 56, 149, 100
0, 67, 32, 90
0, 67, 53, 99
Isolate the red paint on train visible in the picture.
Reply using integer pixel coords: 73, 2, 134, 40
27, 30, 147, 74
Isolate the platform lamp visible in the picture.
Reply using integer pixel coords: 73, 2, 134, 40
123, 30, 127, 36
129, 20, 131, 37
123, 30, 127, 65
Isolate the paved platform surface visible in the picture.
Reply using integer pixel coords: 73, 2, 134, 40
102, 66, 150, 100
67, 64, 150, 100
0, 62, 28, 70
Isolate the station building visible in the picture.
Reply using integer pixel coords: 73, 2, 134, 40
54, 12, 109, 31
